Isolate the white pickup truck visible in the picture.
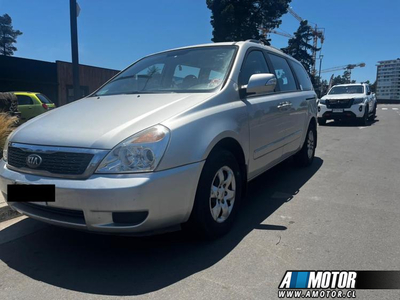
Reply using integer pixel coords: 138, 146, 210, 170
318, 83, 377, 125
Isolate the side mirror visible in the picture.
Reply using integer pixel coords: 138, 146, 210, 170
367, 91, 371, 95
245, 73, 277, 96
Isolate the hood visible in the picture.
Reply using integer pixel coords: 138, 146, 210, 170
321, 94, 364, 100
11, 93, 213, 149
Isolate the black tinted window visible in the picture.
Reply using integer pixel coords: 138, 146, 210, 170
36, 94, 52, 104
268, 54, 297, 92
290, 61, 313, 91
239, 51, 270, 86
16, 95, 34, 105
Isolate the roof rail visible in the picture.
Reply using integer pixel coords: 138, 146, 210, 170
245, 39, 263, 44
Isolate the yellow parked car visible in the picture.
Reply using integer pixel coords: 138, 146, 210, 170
13, 92, 56, 122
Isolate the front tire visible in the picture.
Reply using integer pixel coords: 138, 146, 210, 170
369, 104, 377, 121
294, 124, 316, 167
186, 150, 242, 239
318, 118, 326, 126
359, 105, 369, 126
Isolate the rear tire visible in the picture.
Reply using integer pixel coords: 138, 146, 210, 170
185, 150, 242, 239
294, 124, 316, 167
317, 118, 326, 126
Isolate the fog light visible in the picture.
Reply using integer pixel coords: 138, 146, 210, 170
112, 211, 148, 225
359, 106, 363, 112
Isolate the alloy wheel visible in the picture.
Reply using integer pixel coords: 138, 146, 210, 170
209, 166, 236, 223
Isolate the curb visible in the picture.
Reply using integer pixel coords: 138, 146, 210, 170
0, 202, 21, 223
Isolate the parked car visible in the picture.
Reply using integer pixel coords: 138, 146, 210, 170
317, 83, 377, 125
13, 92, 56, 122
0, 41, 317, 238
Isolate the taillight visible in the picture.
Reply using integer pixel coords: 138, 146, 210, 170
42, 103, 48, 110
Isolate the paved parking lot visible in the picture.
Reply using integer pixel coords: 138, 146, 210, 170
0, 105, 399, 300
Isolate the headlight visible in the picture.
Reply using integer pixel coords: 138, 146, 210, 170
353, 98, 365, 104
2, 135, 11, 162
96, 125, 170, 174
319, 99, 326, 105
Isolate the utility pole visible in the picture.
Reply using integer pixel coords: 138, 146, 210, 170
318, 54, 324, 96
69, 0, 80, 101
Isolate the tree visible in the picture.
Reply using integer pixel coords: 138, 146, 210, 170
206, 0, 291, 45
281, 20, 319, 81
331, 71, 356, 86
370, 80, 377, 93
0, 14, 23, 56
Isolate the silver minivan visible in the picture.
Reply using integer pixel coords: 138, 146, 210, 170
0, 40, 317, 238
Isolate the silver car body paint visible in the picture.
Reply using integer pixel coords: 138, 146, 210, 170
0, 41, 317, 234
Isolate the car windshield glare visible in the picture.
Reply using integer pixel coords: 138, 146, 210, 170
329, 85, 364, 95
94, 46, 237, 96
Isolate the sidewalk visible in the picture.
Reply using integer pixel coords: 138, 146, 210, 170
0, 193, 20, 222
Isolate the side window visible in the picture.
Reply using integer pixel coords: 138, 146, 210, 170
289, 61, 313, 91
268, 54, 297, 92
16, 95, 34, 105
239, 51, 270, 86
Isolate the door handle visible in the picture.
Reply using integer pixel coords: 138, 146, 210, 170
277, 102, 291, 109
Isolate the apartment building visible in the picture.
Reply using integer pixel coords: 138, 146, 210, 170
376, 58, 400, 101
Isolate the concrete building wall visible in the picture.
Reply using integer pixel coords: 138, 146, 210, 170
376, 58, 400, 101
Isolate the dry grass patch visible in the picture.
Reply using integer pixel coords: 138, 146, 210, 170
0, 113, 18, 155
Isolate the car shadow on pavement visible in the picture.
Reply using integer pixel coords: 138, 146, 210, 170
0, 157, 323, 296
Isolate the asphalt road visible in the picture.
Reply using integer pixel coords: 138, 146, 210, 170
1, 105, 400, 300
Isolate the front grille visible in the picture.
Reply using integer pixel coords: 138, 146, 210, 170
13, 202, 85, 225
326, 99, 354, 109
8, 146, 94, 175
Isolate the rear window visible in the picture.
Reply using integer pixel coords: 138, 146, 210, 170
36, 94, 53, 104
290, 61, 313, 91
16, 95, 34, 105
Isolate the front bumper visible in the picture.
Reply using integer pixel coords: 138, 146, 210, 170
0, 160, 204, 234
317, 103, 365, 120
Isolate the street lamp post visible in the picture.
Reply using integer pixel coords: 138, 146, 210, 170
69, 0, 80, 101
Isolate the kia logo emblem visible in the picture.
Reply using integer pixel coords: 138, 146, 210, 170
26, 154, 42, 169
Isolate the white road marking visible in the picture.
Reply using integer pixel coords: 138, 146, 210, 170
381, 108, 388, 110
359, 127, 367, 129
392, 108, 399, 110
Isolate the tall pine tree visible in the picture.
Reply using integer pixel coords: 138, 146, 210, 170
206, 0, 291, 45
282, 20, 318, 79
0, 14, 23, 56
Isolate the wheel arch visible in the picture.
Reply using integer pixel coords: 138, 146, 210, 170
206, 137, 248, 198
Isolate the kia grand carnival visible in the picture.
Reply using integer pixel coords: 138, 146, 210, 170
0, 41, 317, 238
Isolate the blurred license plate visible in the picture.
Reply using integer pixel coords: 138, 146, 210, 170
7, 184, 55, 202
332, 109, 343, 113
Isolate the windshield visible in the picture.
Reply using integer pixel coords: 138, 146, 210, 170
95, 46, 237, 96
329, 85, 364, 95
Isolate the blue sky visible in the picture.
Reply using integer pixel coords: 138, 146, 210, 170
1, 0, 399, 83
